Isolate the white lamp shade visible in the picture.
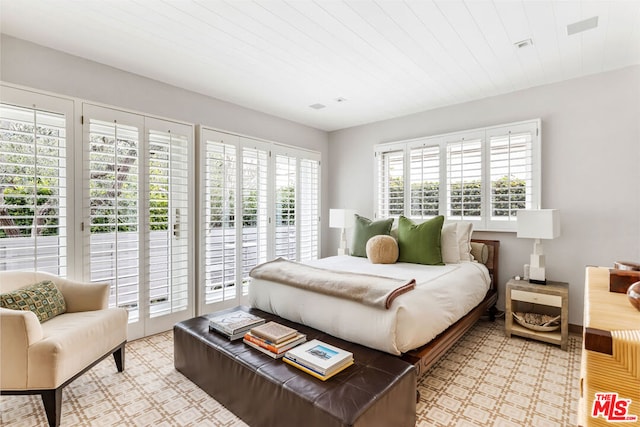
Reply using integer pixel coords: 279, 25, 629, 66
329, 209, 355, 229
517, 209, 561, 239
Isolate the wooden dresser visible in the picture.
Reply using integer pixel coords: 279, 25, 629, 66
578, 266, 640, 426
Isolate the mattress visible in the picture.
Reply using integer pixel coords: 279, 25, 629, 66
249, 256, 490, 355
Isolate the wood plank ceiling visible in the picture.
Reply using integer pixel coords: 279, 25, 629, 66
1, 0, 639, 131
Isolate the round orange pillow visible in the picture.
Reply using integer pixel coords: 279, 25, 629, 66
365, 235, 399, 264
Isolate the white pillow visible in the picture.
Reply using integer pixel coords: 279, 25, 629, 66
441, 223, 460, 263
457, 222, 473, 261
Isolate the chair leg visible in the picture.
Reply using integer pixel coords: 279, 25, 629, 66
113, 343, 125, 372
41, 388, 62, 427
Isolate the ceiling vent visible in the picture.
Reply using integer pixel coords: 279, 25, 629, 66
309, 103, 326, 110
514, 38, 533, 49
567, 16, 599, 36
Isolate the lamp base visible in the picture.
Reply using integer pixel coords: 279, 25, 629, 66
337, 247, 349, 256
529, 278, 547, 285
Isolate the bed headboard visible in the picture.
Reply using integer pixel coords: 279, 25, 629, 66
471, 239, 500, 291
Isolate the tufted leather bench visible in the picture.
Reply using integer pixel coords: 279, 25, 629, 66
174, 306, 416, 427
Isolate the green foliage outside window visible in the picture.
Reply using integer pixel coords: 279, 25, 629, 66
0, 120, 62, 238
385, 176, 526, 218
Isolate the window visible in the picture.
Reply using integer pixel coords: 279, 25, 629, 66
376, 149, 404, 218
374, 119, 540, 231
83, 104, 195, 339
409, 144, 440, 218
199, 127, 321, 313
0, 88, 73, 275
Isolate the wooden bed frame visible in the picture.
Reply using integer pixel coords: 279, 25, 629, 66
401, 239, 500, 377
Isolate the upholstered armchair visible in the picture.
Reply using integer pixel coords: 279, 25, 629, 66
0, 271, 128, 427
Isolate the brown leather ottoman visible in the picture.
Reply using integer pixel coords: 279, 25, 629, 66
174, 306, 416, 427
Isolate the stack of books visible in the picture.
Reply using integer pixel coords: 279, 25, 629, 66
208, 309, 265, 340
243, 321, 306, 358
283, 339, 354, 381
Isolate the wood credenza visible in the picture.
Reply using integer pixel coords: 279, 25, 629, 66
578, 266, 640, 426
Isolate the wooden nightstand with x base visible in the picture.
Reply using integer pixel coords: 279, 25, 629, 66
505, 278, 569, 350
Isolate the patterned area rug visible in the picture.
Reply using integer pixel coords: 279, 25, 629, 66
0, 319, 581, 426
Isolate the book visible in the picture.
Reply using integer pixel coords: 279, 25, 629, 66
209, 324, 252, 341
243, 338, 287, 359
283, 355, 354, 381
243, 331, 306, 354
283, 339, 353, 376
250, 321, 298, 344
208, 309, 265, 336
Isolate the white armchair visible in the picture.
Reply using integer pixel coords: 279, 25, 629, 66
0, 271, 128, 427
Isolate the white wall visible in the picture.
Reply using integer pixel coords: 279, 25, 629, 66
328, 65, 640, 326
0, 34, 331, 253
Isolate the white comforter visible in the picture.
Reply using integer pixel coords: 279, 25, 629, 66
249, 256, 490, 355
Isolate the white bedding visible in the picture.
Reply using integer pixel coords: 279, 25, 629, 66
249, 256, 491, 355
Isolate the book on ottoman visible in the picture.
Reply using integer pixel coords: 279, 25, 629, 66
244, 331, 306, 356
250, 321, 298, 343
209, 309, 265, 340
284, 339, 353, 378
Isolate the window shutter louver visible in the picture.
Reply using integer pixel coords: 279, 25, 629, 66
409, 144, 440, 219
88, 117, 141, 320
203, 137, 237, 304
374, 119, 539, 231
199, 129, 321, 311
298, 158, 319, 262
241, 144, 268, 295
446, 137, 482, 221
0, 102, 70, 275
147, 127, 190, 317
376, 150, 404, 218
488, 125, 536, 227
274, 154, 296, 260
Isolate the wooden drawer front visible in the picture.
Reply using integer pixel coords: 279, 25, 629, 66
511, 289, 561, 307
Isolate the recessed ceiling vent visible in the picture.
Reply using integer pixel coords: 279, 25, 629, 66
514, 38, 533, 49
309, 103, 326, 110
567, 16, 599, 36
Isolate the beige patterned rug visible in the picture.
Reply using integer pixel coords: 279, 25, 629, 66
1, 319, 581, 426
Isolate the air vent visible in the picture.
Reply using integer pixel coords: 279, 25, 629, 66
514, 38, 533, 49
309, 103, 326, 110
567, 16, 598, 36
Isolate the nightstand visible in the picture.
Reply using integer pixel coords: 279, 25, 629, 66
505, 278, 569, 350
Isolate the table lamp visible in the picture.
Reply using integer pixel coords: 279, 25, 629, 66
517, 209, 561, 284
329, 209, 355, 256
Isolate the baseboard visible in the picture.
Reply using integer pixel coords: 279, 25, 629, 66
569, 323, 583, 335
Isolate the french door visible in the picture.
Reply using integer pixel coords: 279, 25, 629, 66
83, 104, 194, 339
198, 127, 320, 315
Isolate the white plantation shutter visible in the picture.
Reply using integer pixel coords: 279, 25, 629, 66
375, 119, 540, 231
274, 154, 297, 260
86, 112, 142, 321
375, 149, 404, 218
298, 158, 320, 261
85, 105, 194, 338
146, 121, 191, 319
488, 123, 539, 229
240, 142, 268, 295
446, 134, 483, 222
409, 143, 440, 219
0, 92, 73, 275
199, 129, 321, 310
202, 131, 238, 304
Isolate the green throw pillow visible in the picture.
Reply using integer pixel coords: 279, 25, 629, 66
0, 280, 67, 323
397, 215, 445, 265
351, 214, 394, 257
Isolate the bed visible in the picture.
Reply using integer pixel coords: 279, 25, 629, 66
249, 238, 499, 376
